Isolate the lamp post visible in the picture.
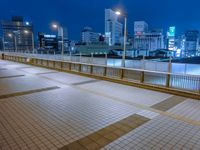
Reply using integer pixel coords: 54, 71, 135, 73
8, 33, 17, 52
52, 23, 64, 59
24, 30, 35, 53
115, 10, 127, 67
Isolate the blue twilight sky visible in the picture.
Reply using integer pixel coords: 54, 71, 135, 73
0, 0, 200, 40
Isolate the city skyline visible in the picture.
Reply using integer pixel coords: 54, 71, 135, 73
1, 0, 200, 40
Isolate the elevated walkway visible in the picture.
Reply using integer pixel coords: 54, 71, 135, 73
1, 59, 200, 149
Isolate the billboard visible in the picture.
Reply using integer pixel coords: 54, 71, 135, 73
168, 26, 176, 37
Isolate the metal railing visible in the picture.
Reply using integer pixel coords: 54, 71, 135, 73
2, 51, 200, 76
2, 53, 200, 98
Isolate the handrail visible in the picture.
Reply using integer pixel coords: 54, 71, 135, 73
2, 52, 200, 78
2, 53, 200, 99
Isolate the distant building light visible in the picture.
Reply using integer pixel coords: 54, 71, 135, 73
44, 35, 56, 38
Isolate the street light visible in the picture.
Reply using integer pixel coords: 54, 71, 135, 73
115, 10, 127, 67
8, 33, 17, 52
51, 23, 64, 58
24, 30, 35, 53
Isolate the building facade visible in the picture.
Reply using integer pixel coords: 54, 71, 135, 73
105, 9, 123, 46
134, 21, 164, 56
184, 30, 199, 57
38, 32, 58, 51
57, 27, 69, 52
0, 37, 3, 50
1, 16, 34, 51
134, 21, 148, 35
81, 27, 100, 44
167, 26, 176, 51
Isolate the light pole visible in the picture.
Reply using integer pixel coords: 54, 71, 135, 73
52, 23, 64, 59
24, 30, 35, 53
8, 33, 17, 52
116, 10, 127, 67
2, 37, 5, 51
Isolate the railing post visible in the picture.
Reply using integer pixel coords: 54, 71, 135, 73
90, 65, 93, 74
104, 67, 107, 76
2, 53, 4, 60
47, 60, 49, 67
120, 69, 124, 79
70, 52, 72, 61
53, 61, 56, 68
166, 73, 171, 87
80, 53, 82, 63
61, 61, 63, 70
79, 64, 81, 72
69, 63, 72, 71
91, 53, 93, 64
105, 53, 107, 65
140, 71, 144, 83
166, 57, 172, 87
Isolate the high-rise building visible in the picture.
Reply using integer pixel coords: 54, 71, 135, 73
105, 9, 123, 46
57, 27, 69, 51
184, 30, 199, 57
1, 16, 34, 51
167, 26, 176, 51
38, 32, 58, 51
0, 37, 3, 50
81, 27, 100, 44
134, 21, 164, 56
134, 21, 148, 35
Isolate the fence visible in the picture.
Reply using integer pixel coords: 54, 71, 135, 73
2, 54, 200, 99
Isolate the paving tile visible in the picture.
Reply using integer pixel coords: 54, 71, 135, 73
151, 95, 187, 111
59, 114, 149, 150
1, 60, 200, 150
168, 99, 200, 122
103, 116, 200, 150
0, 76, 59, 96
77, 80, 172, 107
40, 72, 97, 85
0, 86, 140, 150
0, 69, 25, 78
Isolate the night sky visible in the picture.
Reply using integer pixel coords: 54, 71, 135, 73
1, 0, 200, 40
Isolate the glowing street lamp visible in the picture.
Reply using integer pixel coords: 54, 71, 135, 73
52, 24, 58, 29
8, 33, 12, 37
24, 30, 29, 34
115, 10, 127, 67
51, 23, 64, 58
115, 11, 121, 15
8, 32, 17, 52
24, 30, 35, 52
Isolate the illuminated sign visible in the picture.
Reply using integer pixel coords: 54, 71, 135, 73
168, 26, 175, 37
44, 35, 56, 38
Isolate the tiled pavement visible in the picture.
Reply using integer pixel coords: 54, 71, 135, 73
0, 59, 200, 150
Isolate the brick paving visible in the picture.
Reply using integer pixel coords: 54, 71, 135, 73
0, 60, 200, 150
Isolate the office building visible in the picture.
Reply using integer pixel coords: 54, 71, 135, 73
167, 26, 176, 51
134, 21, 164, 56
1, 16, 34, 51
38, 32, 58, 51
57, 27, 69, 51
184, 30, 199, 57
105, 9, 123, 46
81, 27, 100, 44
0, 37, 3, 50
134, 21, 148, 35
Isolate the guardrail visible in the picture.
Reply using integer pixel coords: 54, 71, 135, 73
2, 54, 200, 99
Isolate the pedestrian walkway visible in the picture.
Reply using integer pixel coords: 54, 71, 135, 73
0, 59, 200, 150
